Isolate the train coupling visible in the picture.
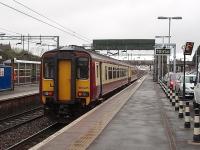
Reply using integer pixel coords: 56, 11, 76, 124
58, 105, 71, 117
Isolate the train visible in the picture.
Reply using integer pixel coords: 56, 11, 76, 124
40, 45, 144, 120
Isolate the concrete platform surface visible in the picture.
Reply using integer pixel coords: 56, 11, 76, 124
89, 76, 200, 150
88, 76, 170, 150
0, 84, 39, 101
30, 75, 200, 150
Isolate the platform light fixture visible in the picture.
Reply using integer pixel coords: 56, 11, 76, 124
157, 16, 182, 75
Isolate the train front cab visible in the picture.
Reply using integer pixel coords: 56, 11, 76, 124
41, 51, 91, 118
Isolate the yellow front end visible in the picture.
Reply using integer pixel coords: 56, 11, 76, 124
41, 52, 91, 120
76, 79, 90, 105
42, 79, 54, 104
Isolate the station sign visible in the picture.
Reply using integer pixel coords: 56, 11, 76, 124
93, 39, 155, 50
155, 49, 170, 55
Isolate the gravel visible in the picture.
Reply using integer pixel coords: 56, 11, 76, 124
0, 116, 55, 150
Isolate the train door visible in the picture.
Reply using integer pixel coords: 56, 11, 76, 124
95, 62, 101, 98
99, 62, 102, 97
58, 60, 71, 101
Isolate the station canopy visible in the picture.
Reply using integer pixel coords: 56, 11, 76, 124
93, 39, 155, 50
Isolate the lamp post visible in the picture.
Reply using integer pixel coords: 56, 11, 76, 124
157, 16, 182, 74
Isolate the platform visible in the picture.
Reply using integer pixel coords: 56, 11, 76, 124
89, 76, 170, 150
31, 75, 200, 150
0, 84, 39, 101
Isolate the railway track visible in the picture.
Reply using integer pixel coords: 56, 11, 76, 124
7, 123, 64, 150
0, 106, 44, 134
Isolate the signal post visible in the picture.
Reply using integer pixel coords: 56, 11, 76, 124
183, 42, 194, 100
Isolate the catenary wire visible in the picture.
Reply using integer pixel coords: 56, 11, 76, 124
0, 1, 91, 43
13, 0, 91, 42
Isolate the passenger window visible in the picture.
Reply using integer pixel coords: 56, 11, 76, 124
108, 67, 112, 79
117, 68, 119, 78
96, 65, 99, 78
120, 68, 122, 77
105, 66, 107, 80
44, 61, 54, 79
113, 67, 116, 79
77, 57, 89, 79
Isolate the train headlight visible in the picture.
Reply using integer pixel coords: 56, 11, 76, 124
43, 91, 54, 96
78, 91, 89, 97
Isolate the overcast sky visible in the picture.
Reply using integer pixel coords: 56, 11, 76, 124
0, 0, 199, 59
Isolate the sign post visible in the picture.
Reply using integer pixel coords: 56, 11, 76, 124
155, 48, 170, 81
183, 42, 194, 100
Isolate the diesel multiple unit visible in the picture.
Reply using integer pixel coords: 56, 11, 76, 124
40, 46, 139, 119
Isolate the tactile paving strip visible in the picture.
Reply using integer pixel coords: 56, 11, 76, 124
68, 77, 146, 150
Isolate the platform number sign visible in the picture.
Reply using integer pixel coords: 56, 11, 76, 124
155, 49, 170, 55
0, 68, 4, 77
184, 42, 194, 55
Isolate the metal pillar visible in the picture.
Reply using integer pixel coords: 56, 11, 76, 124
57, 36, 59, 49
173, 45, 176, 73
183, 53, 186, 100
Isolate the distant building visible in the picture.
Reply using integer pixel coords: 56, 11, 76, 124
0, 43, 11, 51
0, 43, 12, 62
3, 59, 40, 85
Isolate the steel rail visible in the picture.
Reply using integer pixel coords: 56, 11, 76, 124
0, 106, 43, 122
6, 123, 61, 150
0, 107, 44, 134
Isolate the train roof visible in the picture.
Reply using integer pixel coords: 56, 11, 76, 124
44, 45, 135, 67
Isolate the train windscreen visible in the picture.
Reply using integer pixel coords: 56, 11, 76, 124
77, 57, 89, 79
44, 61, 54, 79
